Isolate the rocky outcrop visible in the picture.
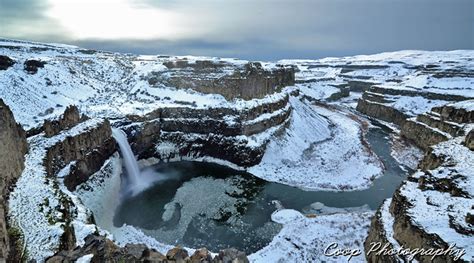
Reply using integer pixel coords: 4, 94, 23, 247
47, 234, 249, 263
40, 116, 115, 253
6, 116, 118, 261
432, 104, 474, 124
43, 105, 84, 137
417, 148, 444, 171
44, 118, 115, 191
0, 99, 28, 198
356, 80, 473, 134
365, 135, 473, 262
346, 80, 379, 92
155, 132, 268, 167
326, 84, 350, 101
213, 248, 249, 263
415, 113, 464, 137
364, 200, 402, 263
63, 138, 116, 191
46, 234, 167, 263
24, 59, 46, 74
0, 99, 28, 260
0, 55, 15, 70
369, 85, 469, 102
364, 93, 473, 262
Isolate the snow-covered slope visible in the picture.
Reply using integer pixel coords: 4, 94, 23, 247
249, 96, 383, 191
0, 39, 279, 130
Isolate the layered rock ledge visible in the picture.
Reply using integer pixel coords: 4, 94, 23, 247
123, 90, 293, 167
147, 60, 295, 100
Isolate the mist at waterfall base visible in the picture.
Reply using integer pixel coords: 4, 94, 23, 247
112, 128, 174, 198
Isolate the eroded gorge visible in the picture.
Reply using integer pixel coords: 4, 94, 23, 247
0, 40, 473, 262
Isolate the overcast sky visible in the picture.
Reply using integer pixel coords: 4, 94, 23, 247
0, 0, 473, 60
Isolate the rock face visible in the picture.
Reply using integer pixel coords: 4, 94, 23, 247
43, 105, 83, 137
147, 60, 295, 100
356, 70, 473, 128
44, 117, 115, 191
47, 234, 249, 263
0, 55, 15, 70
0, 99, 28, 260
366, 136, 474, 262
46, 234, 166, 263
400, 118, 450, 151
346, 80, 379, 92
368, 85, 469, 102
356, 98, 409, 126
432, 103, 474, 124
125, 92, 291, 167
42, 114, 115, 252
364, 200, 401, 263
465, 129, 474, 150
0, 99, 28, 198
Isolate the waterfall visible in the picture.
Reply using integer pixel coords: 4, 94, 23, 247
112, 128, 164, 196
112, 128, 141, 188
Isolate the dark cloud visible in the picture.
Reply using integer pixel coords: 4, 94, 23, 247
1, 0, 473, 60
0, 0, 69, 40
0, 0, 49, 19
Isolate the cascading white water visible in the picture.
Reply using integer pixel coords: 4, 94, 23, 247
112, 128, 141, 186
112, 128, 167, 196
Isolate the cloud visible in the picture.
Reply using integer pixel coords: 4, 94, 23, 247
0, 0, 71, 41
1, 0, 472, 59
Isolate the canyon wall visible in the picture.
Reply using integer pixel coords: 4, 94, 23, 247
124, 92, 292, 167
44, 118, 116, 191
356, 98, 409, 126
148, 60, 295, 100
0, 99, 28, 260
364, 102, 474, 262
43, 114, 115, 252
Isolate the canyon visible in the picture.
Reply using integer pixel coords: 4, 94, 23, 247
0, 39, 473, 262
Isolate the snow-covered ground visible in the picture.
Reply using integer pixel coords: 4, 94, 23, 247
249, 96, 384, 191
2, 39, 473, 131
389, 134, 424, 170
249, 209, 373, 262
282, 49, 474, 118
0, 39, 285, 130
8, 119, 106, 260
